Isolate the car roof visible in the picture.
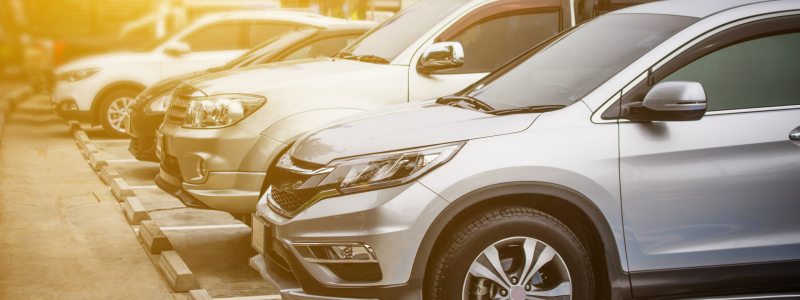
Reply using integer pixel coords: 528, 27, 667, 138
321, 21, 377, 31
198, 10, 348, 27
609, 0, 773, 18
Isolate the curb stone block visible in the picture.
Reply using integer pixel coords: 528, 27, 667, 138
139, 220, 173, 254
82, 143, 98, 160
67, 121, 82, 134
122, 197, 150, 225
76, 131, 90, 150
110, 177, 135, 201
100, 166, 121, 185
89, 152, 108, 171
187, 290, 212, 300
159, 250, 200, 292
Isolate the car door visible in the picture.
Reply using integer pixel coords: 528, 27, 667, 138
160, 22, 246, 79
408, 0, 563, 101
616, 14, 800, 297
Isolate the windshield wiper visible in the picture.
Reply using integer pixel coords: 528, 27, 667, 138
436, 96, 495, 111
334, 52, 390, 64
485, 105, 566, 115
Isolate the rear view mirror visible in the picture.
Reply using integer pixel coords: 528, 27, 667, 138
418, 42, 465, 73
164, 42, 190, 56
624, 81, 707, 122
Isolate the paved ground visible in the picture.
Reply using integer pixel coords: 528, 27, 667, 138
0, 94, 277, 299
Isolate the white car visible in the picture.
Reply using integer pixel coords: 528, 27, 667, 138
52, 10, 346, 137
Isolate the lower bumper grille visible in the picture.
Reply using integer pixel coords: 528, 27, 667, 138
325, 263, 382, 282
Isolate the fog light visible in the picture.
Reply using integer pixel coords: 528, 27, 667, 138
61, 103, 78, 110
293, 243, 377, 263
198, 159, 207, 178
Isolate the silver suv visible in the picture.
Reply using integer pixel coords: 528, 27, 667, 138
251, 0, 800, 299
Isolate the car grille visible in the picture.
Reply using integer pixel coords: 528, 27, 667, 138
325, 263, 382, 282
165, 94, 191, 124
267, 161, 331, 219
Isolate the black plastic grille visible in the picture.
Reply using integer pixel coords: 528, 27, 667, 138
267, 166, 327, 218
271, 187, 304, 213
129, 136, 140, 152
325, 263, 382, 282
165, 94, 191, 124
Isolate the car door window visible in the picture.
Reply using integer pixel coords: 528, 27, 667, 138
180, 24, 240, 52
250, 23, 298, 48
661, 31, 800, 111
441, 12, 560, 74
279, 35, 362, 62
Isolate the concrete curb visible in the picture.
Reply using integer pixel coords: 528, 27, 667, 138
159, 250, 201, 292
0, 87, 34, 144
100, 166, 122, 185
75, 131, 90, 150
82, 143, 99, 160
139, 220, 173, 254
67, 120, 82, 134
89, 152, 108, 171
188, 290, 213, 300
122, 197, 151, 225
110, 177, 135, 201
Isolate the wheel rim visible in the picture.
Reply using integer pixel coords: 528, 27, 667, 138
107, 96, 134, 133
463, 237, 572, 300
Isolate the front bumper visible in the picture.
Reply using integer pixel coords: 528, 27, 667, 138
251, 182, 449, 298
127, 109, 164, 162
156, 167, 266, 213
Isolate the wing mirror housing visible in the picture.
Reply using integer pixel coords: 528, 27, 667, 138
417, 42, 465, 74
164, 42, 190, 56
623, 81, 707, 122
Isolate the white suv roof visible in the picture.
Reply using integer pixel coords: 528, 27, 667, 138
199, 10, 346, 27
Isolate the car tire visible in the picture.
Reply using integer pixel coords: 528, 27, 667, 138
429, 206, 594, 300
99, 89, 138, 138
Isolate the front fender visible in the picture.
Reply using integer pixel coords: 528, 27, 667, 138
238, 108, 365, 172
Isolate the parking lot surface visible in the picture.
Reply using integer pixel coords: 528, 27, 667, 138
0, 94, 278, 299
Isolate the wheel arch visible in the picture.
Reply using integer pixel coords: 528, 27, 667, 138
91, 81, 147, 125
413, 181, 632, 300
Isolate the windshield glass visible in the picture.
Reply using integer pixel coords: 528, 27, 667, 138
138, 24, 188, 52
465, 14, 697, 109
340, 0, 470, 62
220, 28, 316, 69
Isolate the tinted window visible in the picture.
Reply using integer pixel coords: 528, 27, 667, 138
444, 12, 559, 73
468, 14, 696, 109
180, 24, 240, 51
280, 35, 361, 61
661, 32, 800, 111
342, 0, 471, 62
250, 23, 298, 48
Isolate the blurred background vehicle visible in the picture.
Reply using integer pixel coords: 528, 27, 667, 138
155, 0, 662, 221
52, 10, 344, 137
127, 21, 375, 162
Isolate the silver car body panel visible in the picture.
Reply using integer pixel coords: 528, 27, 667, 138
257, 182, 450, 286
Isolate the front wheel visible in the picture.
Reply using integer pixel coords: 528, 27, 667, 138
99, 89, 138, 138
429, 207, 594, 300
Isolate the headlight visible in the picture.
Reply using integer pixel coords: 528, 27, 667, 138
182, 94, 266, 128
278, 141, 464, 194
58, 68, 101, 82
144, 93, 172, 113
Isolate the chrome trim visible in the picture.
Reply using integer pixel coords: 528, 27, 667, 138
292, 242, 379, 264
591, 10, 800, 124
705, 105, 800, 116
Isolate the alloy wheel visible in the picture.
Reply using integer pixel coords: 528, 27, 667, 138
463, 237, 572, 300
107, 96, 134, 133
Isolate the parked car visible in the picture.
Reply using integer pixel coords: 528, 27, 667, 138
127, 21, 375, 162
51, 10, 345, 137
251, 0, 800, 299
156, 0, 659, 219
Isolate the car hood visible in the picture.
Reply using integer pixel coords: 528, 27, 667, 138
133, 70, 210, 110
290, 101, 540, 165
55, 52, 155, 74
183, 57, 379, 96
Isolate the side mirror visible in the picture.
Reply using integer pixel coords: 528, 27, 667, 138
418, 42, 465, 73
624, 81, 707, 122
164, 42, 190, 56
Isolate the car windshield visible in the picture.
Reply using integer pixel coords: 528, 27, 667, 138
339, 0, 470, 63
138, 24, 189, 52
463, 13, 697, 109
220, 28, 316, 69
